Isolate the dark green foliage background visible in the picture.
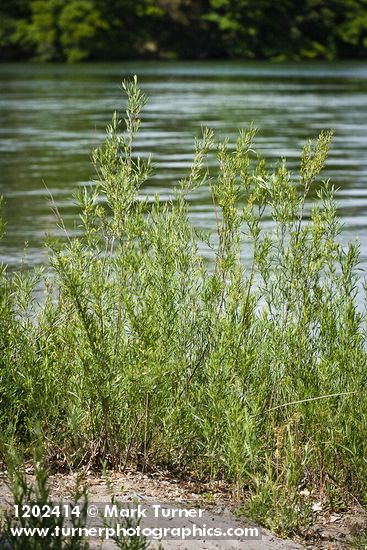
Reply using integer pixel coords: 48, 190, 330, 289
1, 0, 367, 62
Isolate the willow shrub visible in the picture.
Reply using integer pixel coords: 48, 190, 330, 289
1, 77, 367, 533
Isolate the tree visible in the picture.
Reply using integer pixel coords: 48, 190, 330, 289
59, 0, 108, 62
1, 0, 367, 61
0, 0, 32, 61
28, 0, 64, 61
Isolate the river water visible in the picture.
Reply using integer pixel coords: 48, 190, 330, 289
1, 62, 367, 270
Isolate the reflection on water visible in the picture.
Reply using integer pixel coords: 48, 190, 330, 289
0, 61, 367, 270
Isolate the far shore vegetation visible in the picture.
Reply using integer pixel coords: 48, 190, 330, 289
1, 78, 367, 536
1, 0, 367, 63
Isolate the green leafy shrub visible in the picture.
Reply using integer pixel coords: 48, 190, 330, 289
1, 77, 366, 533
